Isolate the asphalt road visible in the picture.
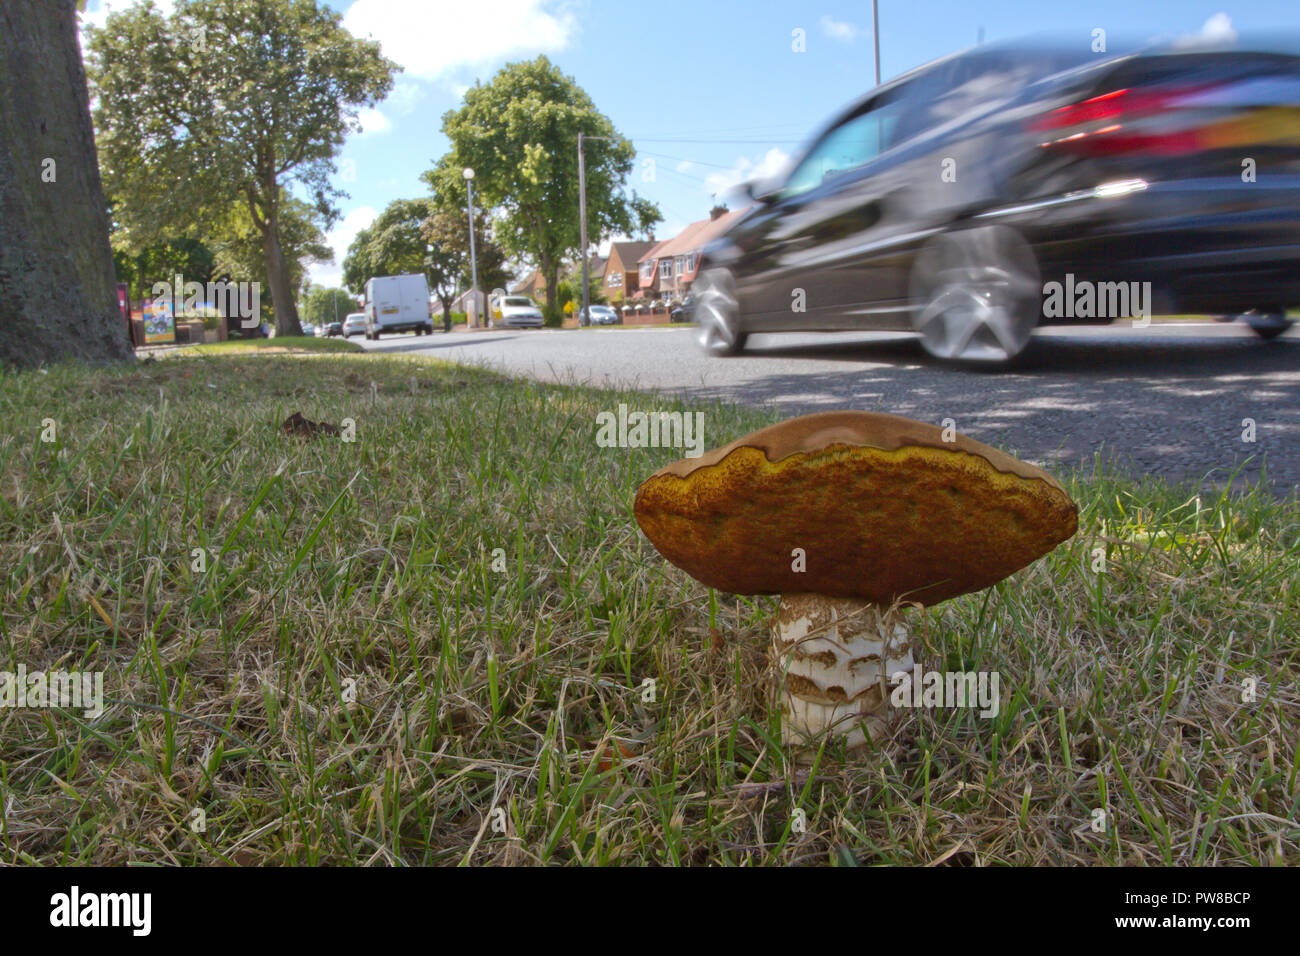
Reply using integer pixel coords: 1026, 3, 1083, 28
359, 321, 1300, 493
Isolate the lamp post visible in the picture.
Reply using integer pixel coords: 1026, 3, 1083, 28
463, 167, 480, 328
577, 133, 611, 328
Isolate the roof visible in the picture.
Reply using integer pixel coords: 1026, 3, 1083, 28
637, 209, 750, 262
607, 240, 658, 268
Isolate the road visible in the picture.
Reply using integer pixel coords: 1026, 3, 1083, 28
358, 321, 1300, 493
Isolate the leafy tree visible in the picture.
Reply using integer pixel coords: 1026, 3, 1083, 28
344, 198, 509, 331
424, 55, 660, 317
342, 198, 431, 291
301, 287, 356, 328
86, 0, 396, 335
112, 237, 217, 303
420, 204, 510, 326
0, 0, 132, 367
209, 195, 333, 323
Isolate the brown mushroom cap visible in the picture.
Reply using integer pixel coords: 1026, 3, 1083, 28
633, 411, 1077, 606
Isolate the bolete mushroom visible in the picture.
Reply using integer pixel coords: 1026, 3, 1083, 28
633, 411, 1077, 749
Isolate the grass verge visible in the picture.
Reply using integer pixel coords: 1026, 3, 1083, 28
0, 351, 1296, 865
175, 335, 364, 356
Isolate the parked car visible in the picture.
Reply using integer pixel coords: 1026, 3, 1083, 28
693, 36, 1300, 363
321, 321, 343, 338
582, 304, 620, 326
492, 295, 544, 328
342, 312, 366, 337
364, 274, 435, 338
300, 323, 316, 337
670, 296, 695, 323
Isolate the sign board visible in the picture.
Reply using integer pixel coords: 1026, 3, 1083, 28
142, 297, 175, 345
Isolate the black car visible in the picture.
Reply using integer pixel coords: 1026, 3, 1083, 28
694, 35, 1300, 363
670, 296, 695, 323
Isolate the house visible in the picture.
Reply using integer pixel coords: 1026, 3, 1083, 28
601, 240, 658, 302
637, 206, 748, 300
510, 270, 547, 299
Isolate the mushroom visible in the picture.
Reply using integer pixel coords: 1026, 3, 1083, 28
633, 411, 1077, 750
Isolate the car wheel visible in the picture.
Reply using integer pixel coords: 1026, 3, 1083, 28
694, 267, 747, 356
909, 226, 1040, 364
1242, 307, 1293, 340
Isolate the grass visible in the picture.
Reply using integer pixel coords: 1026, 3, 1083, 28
175, 335, 364, 355
0, 351, 1296, 865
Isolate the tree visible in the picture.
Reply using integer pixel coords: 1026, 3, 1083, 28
344, 197, 508, 332
209, 194, 332, 324
420, 203, 510, 326
0, 0, 134, 367
425, 56, 660, 319
86, 0, 396, 335
112, 237, 217, 302
301, 287, 355, 328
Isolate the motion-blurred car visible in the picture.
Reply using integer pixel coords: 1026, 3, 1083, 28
694, 35, 1300, 363
492, 295, 545, 328
342, 312, 367, 337
582, 304, 620, 326
320, 321, 343, 338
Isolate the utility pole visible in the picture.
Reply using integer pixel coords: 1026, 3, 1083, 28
873, 0, 881, 86
463, 167, 479, 328
578, 132, 589, 327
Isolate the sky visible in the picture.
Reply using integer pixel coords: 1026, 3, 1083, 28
82, 0, 1300, 290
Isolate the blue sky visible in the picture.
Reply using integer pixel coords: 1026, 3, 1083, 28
85, 0, 1300, 288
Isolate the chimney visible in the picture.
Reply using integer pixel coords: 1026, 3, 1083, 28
709, 204, 728, 221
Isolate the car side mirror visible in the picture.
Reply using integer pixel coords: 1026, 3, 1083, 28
743, 179, 778, 204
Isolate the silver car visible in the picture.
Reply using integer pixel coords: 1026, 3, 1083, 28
583, 304, 620, 326
492, 296, 544, 328
342, 312, 367, 337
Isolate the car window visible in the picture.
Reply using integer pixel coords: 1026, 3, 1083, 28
780, 101, 904, 199
504, 297, 533, 306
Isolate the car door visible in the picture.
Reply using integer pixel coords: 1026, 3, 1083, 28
733, 93, 909, 330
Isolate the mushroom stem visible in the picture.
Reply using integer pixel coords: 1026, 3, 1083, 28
773, 594, 915, 749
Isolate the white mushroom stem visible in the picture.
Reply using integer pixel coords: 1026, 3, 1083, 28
773, 594, 915, 749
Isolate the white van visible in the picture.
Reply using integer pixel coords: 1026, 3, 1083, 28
363, 274, 434, 338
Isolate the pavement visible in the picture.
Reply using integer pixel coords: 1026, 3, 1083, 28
352, 319, 1300, 493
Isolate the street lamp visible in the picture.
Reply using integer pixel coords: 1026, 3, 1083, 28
577, 132, 612, 328
463, 167, 479, 329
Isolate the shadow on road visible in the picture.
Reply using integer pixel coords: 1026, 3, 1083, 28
672, 334, 1300, 493
364, 333, 521, 354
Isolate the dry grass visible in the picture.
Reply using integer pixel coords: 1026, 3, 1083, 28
0, 352, 1296, 865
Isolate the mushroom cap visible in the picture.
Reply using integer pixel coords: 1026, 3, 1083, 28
633, 411, 1077, 606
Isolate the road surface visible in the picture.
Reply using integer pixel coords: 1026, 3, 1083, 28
358, 321, 1299, 493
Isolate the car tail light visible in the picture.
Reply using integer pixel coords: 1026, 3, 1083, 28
1029, 75, 1300, 156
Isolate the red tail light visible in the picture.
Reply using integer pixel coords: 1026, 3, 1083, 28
1029, 84, 1222, 156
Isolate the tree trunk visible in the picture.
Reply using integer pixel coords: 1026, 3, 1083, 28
439, 294, 453, 332
540, 253, 558, 326
261, 209, 302, 336
0, 0, 133, 368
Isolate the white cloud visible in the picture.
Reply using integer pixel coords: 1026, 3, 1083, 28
675, 160, 694, 173
308, 205, 378, 290
1171, 12, 1237, 48
819, 15, 860, 43
356, 107, 392, 135
385, 81, 425, 116
343, 0, 576, 81
1198, 12, 1237, 42
705, 148, 793, 198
